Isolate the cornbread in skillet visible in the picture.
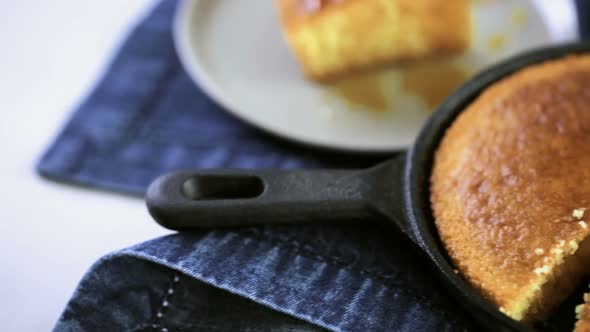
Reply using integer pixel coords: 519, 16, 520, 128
430, 55, 590, 322
274, 0, 470, 81
576, 288, 590, 332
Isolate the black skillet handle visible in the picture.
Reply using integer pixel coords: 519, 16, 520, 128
146, 154, 408, 233
577, 0, 590, 40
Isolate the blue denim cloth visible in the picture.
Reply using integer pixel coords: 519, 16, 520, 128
54, 230, 475, 331
40, 1, 589, 331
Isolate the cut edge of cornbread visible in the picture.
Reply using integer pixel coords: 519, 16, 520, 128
500, 235, 590, 322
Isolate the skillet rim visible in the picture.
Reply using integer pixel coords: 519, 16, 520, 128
403, 41, 590, 331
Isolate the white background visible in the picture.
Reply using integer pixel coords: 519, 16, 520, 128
0, 1, 167, 331
0, 1, 579, 331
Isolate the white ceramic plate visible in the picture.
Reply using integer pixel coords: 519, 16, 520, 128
174, 0, 578, 152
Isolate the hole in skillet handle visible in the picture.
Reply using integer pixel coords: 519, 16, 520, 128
181, 176, 265, 200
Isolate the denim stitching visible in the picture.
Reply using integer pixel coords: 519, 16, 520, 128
150, 273, 181, 332
127, 323, 170, 332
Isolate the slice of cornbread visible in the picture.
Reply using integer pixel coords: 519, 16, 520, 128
431, 55, 590, 322
274, 0, 470, 81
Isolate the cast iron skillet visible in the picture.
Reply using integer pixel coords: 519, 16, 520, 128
146, 42, 590, 331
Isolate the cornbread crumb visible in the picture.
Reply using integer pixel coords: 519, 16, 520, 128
551, 247, 564, 255
573, 208, 585, 219
580, 221, 588, 229
569, 240, 580, 252
534, 248, 544, 255
559, 240, 566, 247
543, 257, 550, 263
534, 265, 550, 275
576, 288, 590, 330
510, 8, 527, 28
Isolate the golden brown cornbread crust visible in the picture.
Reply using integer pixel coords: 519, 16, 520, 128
430, 55, 590, 322
274, 0, 470, 81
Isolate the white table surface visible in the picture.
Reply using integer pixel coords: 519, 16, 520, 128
0, 2, 167, 331
0, 1, 579, 331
